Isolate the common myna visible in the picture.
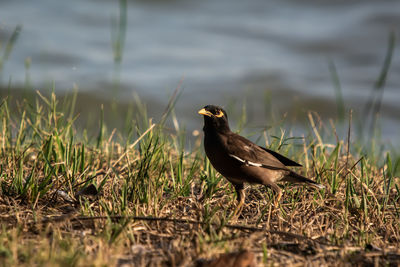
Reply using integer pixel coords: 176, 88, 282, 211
198, 105, 324, 213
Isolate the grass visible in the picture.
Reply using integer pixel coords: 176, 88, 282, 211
0, 88, 399, 266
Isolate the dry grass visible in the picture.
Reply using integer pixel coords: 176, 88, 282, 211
0, 92, 399, 266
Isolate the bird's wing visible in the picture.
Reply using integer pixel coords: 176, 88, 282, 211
226, 133, 292, 171
258, 147, 302, 166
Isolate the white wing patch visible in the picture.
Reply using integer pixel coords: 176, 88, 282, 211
229, 154, 245, 163
229, 154, 262, 167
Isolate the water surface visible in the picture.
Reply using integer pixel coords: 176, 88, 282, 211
0, 0, 399, 142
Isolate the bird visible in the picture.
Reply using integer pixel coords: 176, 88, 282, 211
198, 105, 324, 214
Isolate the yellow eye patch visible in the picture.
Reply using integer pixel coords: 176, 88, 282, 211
215, 110, 224, 118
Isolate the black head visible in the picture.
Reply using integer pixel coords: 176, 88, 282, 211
198, 105, 230, 133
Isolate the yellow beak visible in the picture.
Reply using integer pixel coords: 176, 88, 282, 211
198, 108, 213, 117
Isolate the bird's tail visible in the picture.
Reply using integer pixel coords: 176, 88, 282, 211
282, 171, 325, 189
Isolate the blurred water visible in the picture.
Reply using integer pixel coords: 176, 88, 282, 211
0, 0, 399, 142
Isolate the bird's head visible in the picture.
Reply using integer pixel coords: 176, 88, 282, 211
198, 105, 230, 133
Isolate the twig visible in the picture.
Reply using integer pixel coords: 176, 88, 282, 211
35, 214, 330, 245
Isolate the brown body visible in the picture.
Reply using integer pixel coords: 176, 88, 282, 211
199, 105, 324, 211
204, 130, 284, 189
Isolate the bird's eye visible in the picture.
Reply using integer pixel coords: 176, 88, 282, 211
215, 110, 224, 118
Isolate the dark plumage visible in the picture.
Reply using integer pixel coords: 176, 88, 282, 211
198, 105, 324, 213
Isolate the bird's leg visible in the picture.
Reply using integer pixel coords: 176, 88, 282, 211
268, 183, 282, 207
233, 184, 245, 217
274, 190, 282, 207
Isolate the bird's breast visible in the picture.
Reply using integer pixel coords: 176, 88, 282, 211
204, 133, 241, 178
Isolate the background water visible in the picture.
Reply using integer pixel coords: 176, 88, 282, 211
0, 0, 399, 142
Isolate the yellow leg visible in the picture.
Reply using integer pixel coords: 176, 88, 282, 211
233, 197, 244, 217
233, 184, 245, 217
268, 183, 282, 207
274, 190, 282, 207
